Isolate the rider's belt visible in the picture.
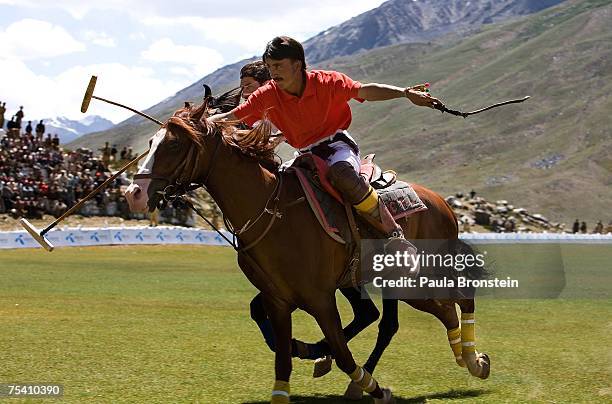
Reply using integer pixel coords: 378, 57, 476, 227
298, 130, 359, 159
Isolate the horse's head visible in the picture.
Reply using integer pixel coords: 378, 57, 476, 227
124, 86, 276, 213
124, 103, 212, 213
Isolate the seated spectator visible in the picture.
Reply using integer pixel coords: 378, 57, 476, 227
0, 108, 204, 226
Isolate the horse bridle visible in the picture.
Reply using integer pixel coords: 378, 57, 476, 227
132, 121, 283, 252
133, 123, 223, 209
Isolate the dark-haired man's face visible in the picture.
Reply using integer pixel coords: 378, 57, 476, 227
240, 76, 261, 100
265, 58, 302, 92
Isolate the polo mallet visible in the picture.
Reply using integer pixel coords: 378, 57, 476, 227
410, 82, 530, 117
81, 76, 162, 125
20, 76, 163, 251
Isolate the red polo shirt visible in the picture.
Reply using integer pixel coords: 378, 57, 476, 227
233, 70, 363, 149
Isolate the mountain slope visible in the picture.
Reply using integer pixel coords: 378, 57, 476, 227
303, 0, 566, 63
44, 115, 114, 144
326, 0, 611, 225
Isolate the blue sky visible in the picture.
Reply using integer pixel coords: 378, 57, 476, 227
0, 0, 385, 123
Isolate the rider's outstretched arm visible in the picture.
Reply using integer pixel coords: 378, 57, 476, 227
208, 111, 237, 122
358, 83, 441, 108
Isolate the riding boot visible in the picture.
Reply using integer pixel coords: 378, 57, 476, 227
354, 188, 418, 259
327, 162, 418, 265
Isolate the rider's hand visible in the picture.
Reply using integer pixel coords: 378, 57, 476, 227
404, 88, 443, 109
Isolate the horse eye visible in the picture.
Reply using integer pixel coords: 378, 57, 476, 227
168, 138, 180, 150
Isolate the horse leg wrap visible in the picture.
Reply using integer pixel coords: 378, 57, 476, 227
271, 380, 290, 404
447, 326, 465, 367
349, 365, 378, 394
461, 312, 485, 377
461, 313, 476, 355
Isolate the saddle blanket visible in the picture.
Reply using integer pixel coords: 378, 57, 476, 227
286, 153, 427, 243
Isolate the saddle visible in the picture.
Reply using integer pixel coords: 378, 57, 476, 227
285, 153, 428, 287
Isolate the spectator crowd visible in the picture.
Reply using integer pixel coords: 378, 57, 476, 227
0, 103, 196, 226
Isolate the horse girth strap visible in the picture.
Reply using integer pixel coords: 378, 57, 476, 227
238, 174, 284, 252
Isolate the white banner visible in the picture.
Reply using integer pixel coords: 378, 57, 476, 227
0, 227, 610, 250
0, 226, 233, 250
461, 232, 612, 244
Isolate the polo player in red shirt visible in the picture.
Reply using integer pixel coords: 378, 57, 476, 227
212, 36, 441, 253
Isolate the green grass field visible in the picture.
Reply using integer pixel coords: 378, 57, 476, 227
1, 244, 610, 403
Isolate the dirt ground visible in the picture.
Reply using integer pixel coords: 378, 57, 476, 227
0, 214, 155, 231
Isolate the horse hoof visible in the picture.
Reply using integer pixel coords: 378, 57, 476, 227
343, 381, 363, 400
374, 387, 395, 404
270, 394, 289, 404
312, 355, 332, 378
477, 352, 491, 379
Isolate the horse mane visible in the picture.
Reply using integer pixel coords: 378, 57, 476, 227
166, 101, 279, 170
165, 103, 208, 149
217, 118, 278, 168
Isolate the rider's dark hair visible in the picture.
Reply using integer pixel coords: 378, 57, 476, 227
240, 61, 271, 85
262, 36, 306, 71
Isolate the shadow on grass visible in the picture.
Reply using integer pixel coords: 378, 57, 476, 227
243, 388, 490, 403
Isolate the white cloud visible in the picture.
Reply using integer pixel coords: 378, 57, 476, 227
83, 30, 116, 47
129, 32, 146, 41
170, 66, 195, 77
0, 58, 187, 123
0, 0, 384, 20
141, 38, 224, 77
0, 19, 85, 60
141, 1, 384, 55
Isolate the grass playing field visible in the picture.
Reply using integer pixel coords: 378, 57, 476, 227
0, 244, 610, 403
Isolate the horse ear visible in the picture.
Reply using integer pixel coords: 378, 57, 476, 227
209, 86, 242, 113
166, 117, 183, 136
190, 102, 207, 122
203, 84, 212, 99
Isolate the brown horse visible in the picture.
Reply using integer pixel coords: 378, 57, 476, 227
124, 102, 489, 403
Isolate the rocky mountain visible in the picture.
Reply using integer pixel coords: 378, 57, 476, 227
303, 0, 566, 63
42, 115, 114, 144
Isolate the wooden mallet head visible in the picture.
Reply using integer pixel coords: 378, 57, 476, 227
81, 75, 97, 113
19, 218, 54, 251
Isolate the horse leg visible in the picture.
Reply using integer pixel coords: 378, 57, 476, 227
302, 287, 380, 377
457, 299, 490, 379
404, 299, 465, 368
263, 296, 294, 404
363, 298, 399, 374
295, 287, 380, 359
340, 287, 381, 341
313, 296, 392, 403
250, 293, 276, 352
343, 298, 399, 401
